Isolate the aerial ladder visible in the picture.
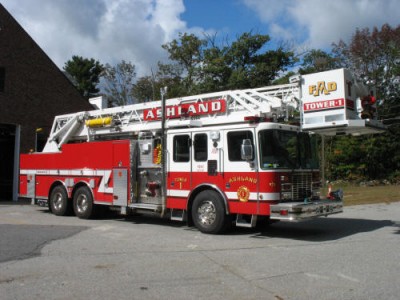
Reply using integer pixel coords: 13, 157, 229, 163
43, 68, 385, 153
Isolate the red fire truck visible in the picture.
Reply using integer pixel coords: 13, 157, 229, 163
19, 69, 385, 233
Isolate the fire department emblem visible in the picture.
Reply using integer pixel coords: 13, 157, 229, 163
237, 186, 250, 202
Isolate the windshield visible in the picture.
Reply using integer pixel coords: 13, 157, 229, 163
258, 129, 319, 169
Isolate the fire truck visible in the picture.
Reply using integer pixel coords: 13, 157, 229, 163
19, 69, 385, 234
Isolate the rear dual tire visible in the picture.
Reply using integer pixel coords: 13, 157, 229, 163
49, 186, 72, 216
73, 186, 96, 219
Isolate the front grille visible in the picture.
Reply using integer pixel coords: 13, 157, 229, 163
291, 172, 312, 201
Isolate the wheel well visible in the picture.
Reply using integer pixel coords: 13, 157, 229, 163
71, 182, 93, 201
186, 185, 229, 226
48, 181, 67, 200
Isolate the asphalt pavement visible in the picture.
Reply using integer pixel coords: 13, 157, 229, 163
1, 199, 400, 300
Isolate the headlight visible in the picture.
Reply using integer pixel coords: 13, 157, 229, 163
281, 183, 292, 191
281, 191, 292, 200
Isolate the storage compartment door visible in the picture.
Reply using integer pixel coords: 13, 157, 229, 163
113, 169, 128, 206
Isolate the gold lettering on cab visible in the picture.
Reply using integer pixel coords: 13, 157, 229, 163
228, 176, 257, 184
174, 177, 187, 189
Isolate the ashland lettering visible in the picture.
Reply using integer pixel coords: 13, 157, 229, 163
144, 99, 226, 121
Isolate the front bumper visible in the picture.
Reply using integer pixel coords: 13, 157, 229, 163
270, 200, 343, 221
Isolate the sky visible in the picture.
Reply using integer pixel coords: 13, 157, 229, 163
2, 0, 400, 77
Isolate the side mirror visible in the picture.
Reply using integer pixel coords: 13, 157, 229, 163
241, 139, 253, 161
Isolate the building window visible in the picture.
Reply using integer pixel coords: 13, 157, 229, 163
0, 67, 5, 92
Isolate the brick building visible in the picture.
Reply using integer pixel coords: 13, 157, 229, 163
0, 4, 93, 201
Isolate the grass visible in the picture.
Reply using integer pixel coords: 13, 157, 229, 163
322, 185, 400, 206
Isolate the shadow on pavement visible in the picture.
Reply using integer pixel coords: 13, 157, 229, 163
0, 198, 31, 205
117, 213, 397, 241
6, 200, 397, 242
247, 217, 397, 241
0, 224, 89, 263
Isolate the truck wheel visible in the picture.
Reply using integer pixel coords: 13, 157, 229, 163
191, 190, 230, 234
73, 186, 95, 219
49, 186, 71, 216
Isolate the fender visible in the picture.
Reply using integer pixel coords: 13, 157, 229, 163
187, 183, 230, 214
72, 180, 95, 203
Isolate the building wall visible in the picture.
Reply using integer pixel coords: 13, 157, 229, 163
0, 4, 94, 200
0, 3, 93, 153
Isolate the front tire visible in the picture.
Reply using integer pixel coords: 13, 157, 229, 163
191, 190, 230, 234
73, 186, 95, 219
49, 185, 71, 216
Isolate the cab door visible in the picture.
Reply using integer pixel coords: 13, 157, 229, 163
191, 132, 214, 186
223, 129, 259, 212
166, 132, 215, 202
167, 133, 192, 201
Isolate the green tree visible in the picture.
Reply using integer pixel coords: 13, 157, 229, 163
299, 49, 339, 74
272, 71, 298, 85
160, 33, 206, 96
101, 60, 136, 106
64, 55, 103, 98
223, 33, 296, 89
328, 24, 400, 182
158, 31, 296, 95
326, 136, 368, 181
199, 39, 231, 92
132, 76, 155, 103
332, 24, 400, 118
156, 61, 187, 98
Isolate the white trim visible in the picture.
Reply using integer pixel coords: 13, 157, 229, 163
225, 191, 280, 201
167, 189, 281, 201
20, 168, 114, 194
97, 170, 113, 193
168, 189, 190, 197
225, 192, 258, 201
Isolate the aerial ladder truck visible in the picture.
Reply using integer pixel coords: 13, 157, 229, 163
19, 68, 385, 233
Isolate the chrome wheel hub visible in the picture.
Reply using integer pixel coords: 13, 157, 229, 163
53, 192, 63, 210
76, 194, 88, 214
197, 200, 216, 225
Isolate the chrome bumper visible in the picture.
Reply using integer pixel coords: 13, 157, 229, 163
270, 200, 343, 221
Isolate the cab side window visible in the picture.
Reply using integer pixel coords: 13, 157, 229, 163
194, 134, 207, 161
173, 135, 190, 162
227, 131, 253, 161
